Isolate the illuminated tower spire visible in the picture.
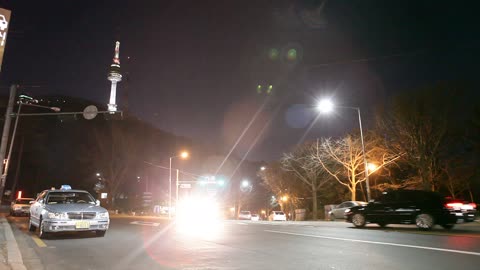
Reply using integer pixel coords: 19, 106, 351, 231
108, 41, 122, 112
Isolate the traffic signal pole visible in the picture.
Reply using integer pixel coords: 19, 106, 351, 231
0, 85, 16, 204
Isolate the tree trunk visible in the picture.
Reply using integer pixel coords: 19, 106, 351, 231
351, 183, 357, 201
311, 187, 317, 220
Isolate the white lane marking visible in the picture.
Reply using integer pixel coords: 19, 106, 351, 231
237, 222, 248, 225
266, 230, 480, 256
130, 221, 160, 227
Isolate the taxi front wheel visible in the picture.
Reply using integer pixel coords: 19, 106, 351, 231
38, 219, 49, 239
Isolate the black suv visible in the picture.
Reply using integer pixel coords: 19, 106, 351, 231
345, 190, 457, 230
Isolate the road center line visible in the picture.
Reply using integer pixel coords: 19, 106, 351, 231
31, 235, 47, 248
265, 230, 480, 256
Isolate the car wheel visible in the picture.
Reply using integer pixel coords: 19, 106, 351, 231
96, 230, 106, 237
352, 213, 366, 228
329, 214, 336, 221
415, 213, 434, 230
377, 222, 388, 228
28, 218, 36, 232
441, 224, 455, 230
38, 218, 49, 239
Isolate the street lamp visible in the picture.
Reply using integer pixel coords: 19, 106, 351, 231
3, 101, 60, 199
241, 180, 250, 188
367, 163, 378, 174
260, 166, 266, 171
317, 98, 372, 201
169, 150, 189, 219
281, 195, 288, 202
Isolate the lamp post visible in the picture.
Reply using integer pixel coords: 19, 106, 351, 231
317, 99, 371, 201
169, 151, 188, 219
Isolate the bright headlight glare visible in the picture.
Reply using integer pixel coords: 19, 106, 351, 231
344, 208, 351, 213
47, 212, 68, 219
98, 212, 109, 218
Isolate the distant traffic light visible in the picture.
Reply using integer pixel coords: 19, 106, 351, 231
256, 84, 274, 95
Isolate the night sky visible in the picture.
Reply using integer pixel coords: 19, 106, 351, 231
0, 0, 478, 161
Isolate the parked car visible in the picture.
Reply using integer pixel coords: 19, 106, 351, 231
10, 198, 35, 216
268, 211, 286, 221
328, 201, 367, 220
345, 190, 457, 230
251, 214, 260, 221
29, 185, 110, 238
238, 210, 252, 220
444, 197, 477, 222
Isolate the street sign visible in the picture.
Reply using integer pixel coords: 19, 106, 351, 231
83, 105, 98, 120
0, 8, 11, 72
179, 183, 191, 189
142, 192, 153, 207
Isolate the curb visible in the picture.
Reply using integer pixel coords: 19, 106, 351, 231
1, 217, 27, 270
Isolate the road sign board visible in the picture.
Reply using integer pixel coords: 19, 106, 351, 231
83, 105, 98, 120
179, 183, 191, 189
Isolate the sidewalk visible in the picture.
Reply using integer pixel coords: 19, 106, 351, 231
0, 206, 27, 270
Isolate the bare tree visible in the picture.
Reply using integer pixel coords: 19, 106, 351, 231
93, 121, 143, 208
376, 86, 454, 191
281, 142, 331, 220
441, 158, 474, 200
312, 135, 401, 201
259, 161, 308, 211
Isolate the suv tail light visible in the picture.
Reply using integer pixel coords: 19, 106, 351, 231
445, 202, 463, 209
468, 203, 477, 209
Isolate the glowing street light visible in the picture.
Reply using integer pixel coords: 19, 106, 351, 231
180, 151, 189, 159
367, 163, 378, 173
316, 98, 372, 201
281, 195, 289, 202
96, 173, 101, 177
260, 166, 266, 171
317, 99, 334, 113
241, 180, 250, 188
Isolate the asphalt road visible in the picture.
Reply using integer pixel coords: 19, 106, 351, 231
6, 215, 480, 270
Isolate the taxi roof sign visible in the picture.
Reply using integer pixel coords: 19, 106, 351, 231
60, 185, 72, 190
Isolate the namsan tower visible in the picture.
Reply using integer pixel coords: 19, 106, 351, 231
107, 41, 122, 112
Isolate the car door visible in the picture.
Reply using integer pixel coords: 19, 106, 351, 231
333, 202, 347, 217
30, 191, 46, 225
367, 193, 397, 223
393, 191, 419, 223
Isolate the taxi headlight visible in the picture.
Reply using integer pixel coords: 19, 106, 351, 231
47, 212, 68, 220
97, 212, 109, 219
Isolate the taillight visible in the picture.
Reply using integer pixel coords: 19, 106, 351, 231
469, 203, 477, 209
446, 202, 463, 208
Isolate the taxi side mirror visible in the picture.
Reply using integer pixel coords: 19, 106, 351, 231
95, 200, 100, 206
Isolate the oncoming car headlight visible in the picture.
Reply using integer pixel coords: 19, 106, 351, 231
97, 212, 109, 219
47, 212, 68, 219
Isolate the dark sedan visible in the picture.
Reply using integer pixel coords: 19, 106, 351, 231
345, 190, 457, 230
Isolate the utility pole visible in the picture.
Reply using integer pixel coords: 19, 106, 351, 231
176, 169, 179, 207
0, 85, 16, 203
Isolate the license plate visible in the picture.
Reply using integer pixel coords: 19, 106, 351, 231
75, 221, 90, 229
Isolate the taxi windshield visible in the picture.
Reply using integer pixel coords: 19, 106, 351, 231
46, 192, 95, 204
